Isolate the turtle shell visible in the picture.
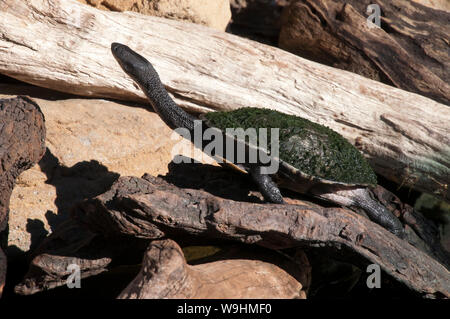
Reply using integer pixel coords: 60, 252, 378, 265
202, 107, 377, 186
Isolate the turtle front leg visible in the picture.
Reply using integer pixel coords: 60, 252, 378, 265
249, 166, 285, 204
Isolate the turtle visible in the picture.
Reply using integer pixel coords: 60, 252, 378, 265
111, 42, 405, 238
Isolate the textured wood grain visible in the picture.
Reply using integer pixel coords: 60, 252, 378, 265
15, 162, 449, 298
279, 0, 450, 105
70, 172, 449, 298
0, 96, 46, 297
118, 239, 306, 299
0, 0, 448, 200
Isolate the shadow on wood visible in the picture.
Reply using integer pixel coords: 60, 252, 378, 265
15, 158, 449, 298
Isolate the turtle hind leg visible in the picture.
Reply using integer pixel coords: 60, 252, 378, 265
353, 189, 406, 238
249, 166, 285, 204
317, 187, 405, 238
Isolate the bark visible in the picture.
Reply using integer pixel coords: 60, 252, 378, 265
14, 219, 149, 295
279, 0, 450, 105
15, 161, 449, 298
67, 167, 448, 298
16, 212, 311, 298
0, 0, 448, 200
0, 96, 46, 297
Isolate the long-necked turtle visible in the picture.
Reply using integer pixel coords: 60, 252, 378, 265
111, 42, 405, 238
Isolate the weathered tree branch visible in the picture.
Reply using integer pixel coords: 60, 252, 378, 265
279, 0, 450, 105
65, 167, 448, 298
14, 219, 149, 295
0, 96, 46, 297
15, 161, 449, 297
118, 239, 307, 299
0, 0, 448, 199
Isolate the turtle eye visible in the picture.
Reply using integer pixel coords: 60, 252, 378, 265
111, 43, 150, 80
111, 42, 128, 59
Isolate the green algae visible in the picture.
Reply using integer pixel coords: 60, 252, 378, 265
204, 107, 377, 185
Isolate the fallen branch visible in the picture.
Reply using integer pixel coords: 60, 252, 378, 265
0, 0, 448, 199
279, 0, 450, 105
0, 96, 46, 297
118, 239, 307, 299
14, 219, 149, 295
16, 212, 311, 297
16, 161, 449, 297
66, 166, 448, 298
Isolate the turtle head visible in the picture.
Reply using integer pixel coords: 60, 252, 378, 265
111, 42, 159, 87
111, 42, 196, 131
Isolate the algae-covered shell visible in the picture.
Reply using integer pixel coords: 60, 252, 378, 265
202, 108, 377, 186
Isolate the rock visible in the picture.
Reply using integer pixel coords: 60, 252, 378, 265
0, 96, 46, 297
118, 239, 307, 299
1, 84, 206, 255
78, 0, 231, 31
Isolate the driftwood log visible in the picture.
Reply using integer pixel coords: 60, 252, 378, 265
73, 175, 450, 298
15, 193, 311, 297
118, 239, 307, 299
0, 96, 46, 297
15, 221, 311, 298
14, 218, 150, 295
16, 161, 449, 298
0, 0, 448, 200
279, 0, 450, 105
15, 217, 312, 298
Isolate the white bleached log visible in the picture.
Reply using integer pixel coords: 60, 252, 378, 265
0, 0, 448, 199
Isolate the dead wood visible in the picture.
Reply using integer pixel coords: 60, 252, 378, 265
67, 163, 449, 298
14, 218, 149, 295
0, 96, 46, 297
15, 214, 311, 297
15, 161, 449, 298
0, 0, 448, 199
279, 0, 450, 105
118, 239, 307, 299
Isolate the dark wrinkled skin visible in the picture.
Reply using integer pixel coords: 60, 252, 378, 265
111, 42, 405, 238
111, 43, 196, 131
